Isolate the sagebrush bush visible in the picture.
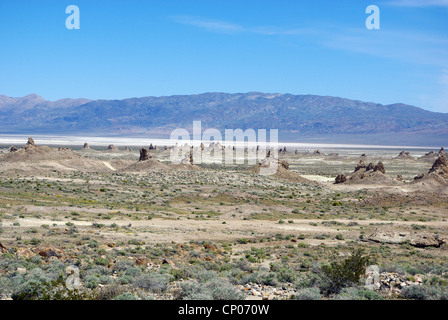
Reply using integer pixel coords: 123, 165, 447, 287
114, 292, 137, 300
240, 271, 278, 287
134, 273, 170, 293
294, 287, 322, 300
335, 287, 384, 300
178, 278, 244, 300
400, 285, 431, 300
112, 260, 134, 272
124, 267, 142, 278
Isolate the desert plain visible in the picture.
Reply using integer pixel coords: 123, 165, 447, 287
0, 138, 447, 300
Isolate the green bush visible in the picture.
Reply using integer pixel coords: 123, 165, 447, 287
400, 285, 431, 300
94, 258, 109, 266
316, 248, 371, 295
178, 278, 244, 300
294, 287, 321, 300
114, 292, 137, 300
134, 273, 170, 293
335, 287, 384, 300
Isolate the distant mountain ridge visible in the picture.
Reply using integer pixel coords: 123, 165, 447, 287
0, 92, 447, 146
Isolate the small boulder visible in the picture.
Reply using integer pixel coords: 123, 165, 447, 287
135, 257, 148, 266
16, 247, 35, 258
34, 245, 64, 258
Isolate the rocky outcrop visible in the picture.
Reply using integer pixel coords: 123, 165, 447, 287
367, 230, 446, 248
135, 257, 148, 266
335, 174, 347, 184
107, 144, 119, 151
26, 137, 35, 146
139, 148, 152, 161
409, 233, 446, 248
374, 161, 386, 174
0, 138, 115, 174
9, 146, 17, 152
429, 154, 448, 175
279, 159, 289, 170
376, 273, 423, 295
367, 231, 408, 244
394, 151, 413, 160
335, 160, 394, 185
83, 143, 90, 149
354, 160, 367, 172
0, 243, 7, 254
34, 244, 65, 258
413, 154, 448, 185
179, 148, 194, 165
327, 153, 340, 158
258, 156, 289, 170
16, 247, 35, 258
419, 151, 438, 161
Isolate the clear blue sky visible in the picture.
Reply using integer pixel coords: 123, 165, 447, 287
1, 0, 447, 112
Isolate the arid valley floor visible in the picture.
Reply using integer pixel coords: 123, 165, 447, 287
0, 139, 447, 300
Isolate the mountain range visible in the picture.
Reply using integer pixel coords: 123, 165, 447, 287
0, 92, 447, 146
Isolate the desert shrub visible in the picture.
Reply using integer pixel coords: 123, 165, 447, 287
169, 267, 190, 281
112, 260, 134, 272
114, 292, 137, 300
124, 267, 142, 278
98, 275, 114, 285
400, 285, 431, 300
428, 286, 448, 300
84, 275, 100, 289
294, 287, 322, 300
178, 278, 244, 300
177, 280, 204, 299
379, 263, 406, 275
190, 268, 218, 283
234, 259, 252, 272
271, 264, 297, 284
204, 278, 245, 300
315, 248, 371, 295
0, 277, 11, 295
117, 275, 134, 285
240, 271, 278, 287
96, 284, 126, 300
186, 292, 214, 300
94, 257, 109, 267
335, 234, 344, 240
295, 271, 322, 289
11, 269, 91, 300
134, 273, 170, 293
335, 287, 384, 300
30, 255, 43, 265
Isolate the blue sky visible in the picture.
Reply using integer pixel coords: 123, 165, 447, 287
0, 0, 447, 112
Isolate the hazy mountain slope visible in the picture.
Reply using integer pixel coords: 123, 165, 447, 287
0, 92, 447, 145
